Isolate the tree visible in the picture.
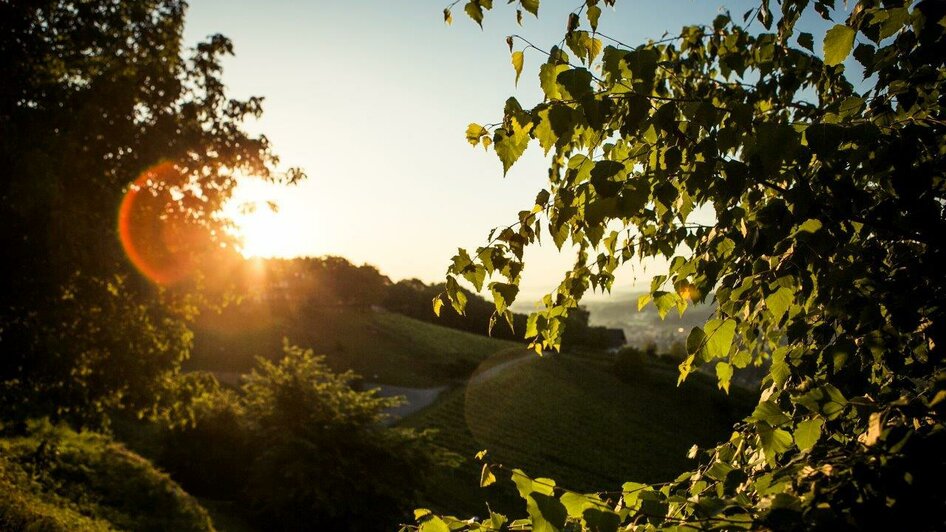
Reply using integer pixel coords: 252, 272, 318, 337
0, 1, 301, 426
423, 0, 946, 529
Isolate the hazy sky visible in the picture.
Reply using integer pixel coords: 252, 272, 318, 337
182, 1, 826, 302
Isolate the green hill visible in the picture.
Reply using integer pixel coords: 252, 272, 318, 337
188, 305, 522, 387
0, 420, 213, 532
402, 352, 755, 516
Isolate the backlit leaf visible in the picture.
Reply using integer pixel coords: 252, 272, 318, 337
823, 24, 856, 66
512, 51, 524, 86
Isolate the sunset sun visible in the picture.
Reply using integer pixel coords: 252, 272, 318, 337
228, 202, 298, 259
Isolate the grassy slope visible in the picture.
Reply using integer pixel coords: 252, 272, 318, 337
188, 305, 521, 387
0, 421, 213, 532
403, 353, 756, 517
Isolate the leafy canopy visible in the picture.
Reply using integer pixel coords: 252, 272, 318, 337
425, 0, 946, 529
0, 0, 302, 426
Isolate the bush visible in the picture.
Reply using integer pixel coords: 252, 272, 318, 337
612, 346, 649, 382
159, 342, 453, 531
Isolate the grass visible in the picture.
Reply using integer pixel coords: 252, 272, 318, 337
403, 352, 756, 517
0, 420, 213, 532
188, 304, 521, 387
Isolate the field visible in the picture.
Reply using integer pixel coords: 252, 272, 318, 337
188, 304, 521, 387
402, 351, 756, 517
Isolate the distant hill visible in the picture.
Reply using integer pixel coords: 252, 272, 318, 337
582, 293, 714, 351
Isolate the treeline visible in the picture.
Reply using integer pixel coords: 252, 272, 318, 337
235, 256, 625, 350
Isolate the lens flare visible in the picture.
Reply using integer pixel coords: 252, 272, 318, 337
118, 162, 204, 285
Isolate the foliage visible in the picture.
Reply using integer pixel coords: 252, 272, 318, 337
162, 343, 452, 531
0, 419, 212, 532
429, 0, 946, 529
0, 0, 301, 426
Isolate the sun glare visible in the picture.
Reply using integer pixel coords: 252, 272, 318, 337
231, 206, 299, 259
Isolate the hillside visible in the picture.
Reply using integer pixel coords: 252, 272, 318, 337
403, 352, 755, 516
188, 304, 522, 387
0, 421, 213, 532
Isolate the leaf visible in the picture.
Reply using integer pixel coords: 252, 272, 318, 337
489, 510, 509, 529
466, 123, 487, 146
796, 218, 822, 234
794, 418, 823, 451
520, 0, 539, 17
512, 51, 524, 86
480, 463, 497, 487
765, 286, 793, 322
758, 423, 793, 464
586, 5, 601, 31
493, 117, 532, 175
414, 508, 432, 521
637, 293, 652, 311
589, 160, 625, 197
464, 1, 484, 27
823, 24, 856, 66
443, 8, 452, 25
752, 400, 791, 426
653, 291, 676, 319
557, 68, 593, 100
432, 295, 444, 317
797, 31, 814, 51
539, 62, 569, 100
795, 384, 847, 420
716, 362, 733, 393
419, 516, 450, 532
490, 282, 519, 313
702, 318, 737, 361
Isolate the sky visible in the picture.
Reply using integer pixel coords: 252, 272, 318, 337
182, 0, 828, 303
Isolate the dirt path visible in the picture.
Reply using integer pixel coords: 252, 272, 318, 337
369, 383, 448, 425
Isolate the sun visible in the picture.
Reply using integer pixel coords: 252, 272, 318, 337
228, 203, 299, 259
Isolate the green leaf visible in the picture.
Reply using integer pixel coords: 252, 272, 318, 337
751, 400, 791, 426
823, 24, 856, 66
480, 463, 497, 487
794, 418, 823, 451
464, 1, 484, 27
702, 318, 737, 361
494, 117, 532, 175
586, 5, 601, 31
557, 68, 593, 100
716, 361, 733, 393
765, 286, 793, 322
490, 282, 519, 313
795, 384, 847, 420
589, 160, 625, 197
539, 62, 569, 100
489, 510, 508, 529
466, 123, 487, 146
796, 218, 822, 234
758, 423, 793, 464
582, 507, 620, 532
653, 291, 676, 319
520, 0, 539, 17
797, 31, 814, 51
419, 516, 450, 532
512, 51, 524, 86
